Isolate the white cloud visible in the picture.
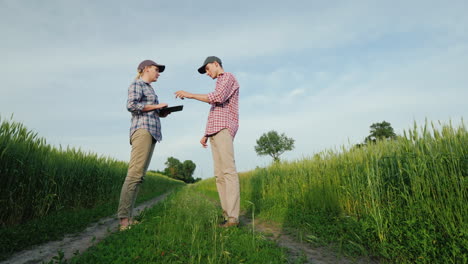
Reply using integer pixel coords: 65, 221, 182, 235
289, 89, 305, 97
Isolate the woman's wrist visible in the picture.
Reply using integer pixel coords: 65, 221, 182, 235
142, 104, 162, 112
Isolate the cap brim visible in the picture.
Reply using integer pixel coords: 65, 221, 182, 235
155, 64, 165, 73
198, 64, 207, 74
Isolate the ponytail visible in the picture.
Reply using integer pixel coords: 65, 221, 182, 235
135, 69, 144, 80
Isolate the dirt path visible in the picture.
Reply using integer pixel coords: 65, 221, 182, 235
240, 216, 379, 264
1, 192, 171, 264
202, 192, 378, 264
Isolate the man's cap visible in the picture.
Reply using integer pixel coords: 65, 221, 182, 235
198, 56, 222, 74
138, 60, 165, 73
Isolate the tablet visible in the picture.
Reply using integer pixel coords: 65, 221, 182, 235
159, 105, 183, 115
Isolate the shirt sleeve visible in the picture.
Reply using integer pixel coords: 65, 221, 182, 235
127, 82, 145, 113
207, 74, 238, 104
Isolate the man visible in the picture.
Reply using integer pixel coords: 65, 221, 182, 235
175, 56, 240, 227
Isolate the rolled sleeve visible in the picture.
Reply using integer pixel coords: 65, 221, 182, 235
127, 83, 145, 113
207, 75, 236, 104
207, 92, 218, 104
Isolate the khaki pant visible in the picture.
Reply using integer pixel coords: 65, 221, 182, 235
210, 129, 240, 222
118, 129, 156, 219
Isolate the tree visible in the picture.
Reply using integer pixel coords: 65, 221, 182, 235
163, 157, 198, 183
365, 121, 397, 143
254, 130, 295, 162
181, 160, 196, 183
164, 157, 182, 180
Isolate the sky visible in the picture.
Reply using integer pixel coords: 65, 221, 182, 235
1, 0, 467, 179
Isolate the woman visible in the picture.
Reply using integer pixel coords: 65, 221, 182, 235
117, 59, 169, 230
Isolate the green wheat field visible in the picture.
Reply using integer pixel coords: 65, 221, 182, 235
1, 116, 466, 264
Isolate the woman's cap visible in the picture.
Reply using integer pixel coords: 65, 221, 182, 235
198, 56, 222, 74
138, 60, 165, 72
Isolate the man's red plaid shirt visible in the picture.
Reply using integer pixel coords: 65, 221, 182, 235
205, 72, 239, 138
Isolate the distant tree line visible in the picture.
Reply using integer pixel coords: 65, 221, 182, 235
155, 122, 397, 178
253, 121, 399, 162
151, 157, 201, 184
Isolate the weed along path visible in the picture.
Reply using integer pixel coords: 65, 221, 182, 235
1, 192, 172, 264
240, 216, 378, 264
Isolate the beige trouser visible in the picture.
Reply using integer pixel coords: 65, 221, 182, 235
117, 129, 156, 219
210, 129, 240, 222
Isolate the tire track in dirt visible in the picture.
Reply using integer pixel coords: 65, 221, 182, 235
240, 216, 379, 264
1, 192, 171, 264
202, 193, 377, 263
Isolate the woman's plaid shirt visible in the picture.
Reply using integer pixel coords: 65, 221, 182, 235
205, 72, 240, 138
127, 79, 162, 143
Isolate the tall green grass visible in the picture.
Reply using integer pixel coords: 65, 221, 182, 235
1, 116, 128, 225
67, 187, 288, 264
0, 117, 185, 259
196, 121, 467, 263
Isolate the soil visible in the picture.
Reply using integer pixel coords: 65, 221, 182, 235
1, 192, 171, 264
240, 216, 380, 264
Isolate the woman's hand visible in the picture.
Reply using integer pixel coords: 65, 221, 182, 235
156, 103, 169, 117
142, 103, 168, 112
157, 103, 168, 109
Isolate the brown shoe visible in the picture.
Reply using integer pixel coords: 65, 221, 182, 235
219, 218, 239, 228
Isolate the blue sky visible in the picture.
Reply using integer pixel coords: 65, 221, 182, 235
1, 0, 467, 179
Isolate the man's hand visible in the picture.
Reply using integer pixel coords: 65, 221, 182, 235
175, 91, 192, 100
200, 136, 208, 148
175, 91, 211, 103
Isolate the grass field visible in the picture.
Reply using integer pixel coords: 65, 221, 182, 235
63, 187, 288, 264
2, 116, 466, 263
0, 117, 185, 260
196, 121, 468, 263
